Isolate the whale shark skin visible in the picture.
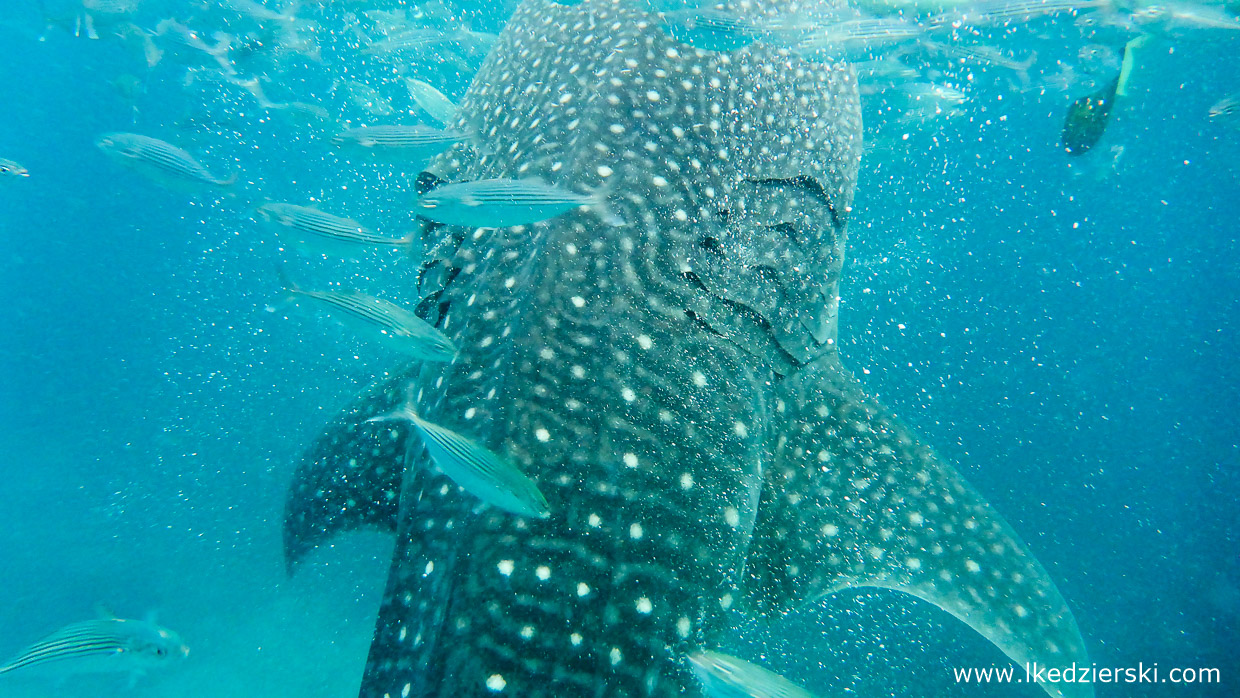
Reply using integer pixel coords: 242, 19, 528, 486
281, 1, 1092, 697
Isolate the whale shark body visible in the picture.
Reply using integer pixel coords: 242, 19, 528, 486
282, 1, 1091, 697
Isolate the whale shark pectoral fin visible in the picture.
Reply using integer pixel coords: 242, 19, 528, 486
282, 365, 420, 573
747, 354, 1092, 698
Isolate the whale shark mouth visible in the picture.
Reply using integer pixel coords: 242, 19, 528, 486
281, 1, 1092, 697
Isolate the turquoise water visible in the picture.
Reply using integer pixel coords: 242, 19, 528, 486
0, 1, 1236, 696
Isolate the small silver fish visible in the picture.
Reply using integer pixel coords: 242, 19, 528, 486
0, 616, 188, 678
221, 0, 298, 24
797, 18, 923, 61
267, 100, 332, 125
335, 79, 394, 117
1131, 2, 1240, 32
0, 157, 29, 177
896, 82, 968, 122
280, 279, 457, 361
1209, 94, 1240, 120
414, 178, 624, 228
83, 0, 141, 17
95, 132, 233, 189
331, 125, 468, 160
405, 78, 459, 126
369, 404, 551, 518
256, 202, 418, 259
75, 0, 140, 40
152, 19, 235, 75
923, 40, 1038, 87
363, 28, 460, 56
687, 650, 818, 698
660, 8, 765, 52
929, 0, 1111, 28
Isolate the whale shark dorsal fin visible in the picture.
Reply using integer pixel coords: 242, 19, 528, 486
747, 354, 1092, 698
282, 366, 419, 573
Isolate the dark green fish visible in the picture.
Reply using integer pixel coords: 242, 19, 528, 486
1061, 75, 1120, 155
1061, 36, 1144, 156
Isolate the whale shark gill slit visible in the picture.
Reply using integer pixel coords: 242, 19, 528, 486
746, 175, 845, 229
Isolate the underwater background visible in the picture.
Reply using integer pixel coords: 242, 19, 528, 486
0, 0, 1236, 696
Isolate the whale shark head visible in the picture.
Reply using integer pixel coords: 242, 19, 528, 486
282, 1, 1092, 697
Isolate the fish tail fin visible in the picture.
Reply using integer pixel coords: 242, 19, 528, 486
279, 0, 301, 22
275, 266, 302, 305
1115, 34, 1149, 99
366, 393, 420, 425
1013, 51, 1038, 90
590, 180, 626, 226
208, 32, 233, 59
398, 231, 424, 261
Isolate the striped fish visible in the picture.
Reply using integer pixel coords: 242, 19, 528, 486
796, 18, 923, 60
1209, 94, 1240, 119
0, 617, 188, 677
363, 28, 461, 56
660, 8, 766, 52
331, 125, 468, 160
404, 78, 459, 126
924, 40, 1039, 75
335, 79, 395, 118
0, 158, 28, 177
414, 177, 624, 228
83, 0, 141, 15
256, 202, 418, 259
688, 650, 818, 698
928, 0, 1111, 28
369, 404, 550, 518
281, 280, 457, 361
95, 132, 233, 189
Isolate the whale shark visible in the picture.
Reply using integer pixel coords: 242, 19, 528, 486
281, 1, 1092, 697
